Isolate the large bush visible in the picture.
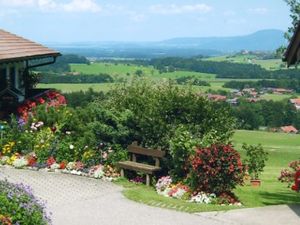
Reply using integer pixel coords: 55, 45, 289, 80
188, 144, 244, 194
106, 79, 236, 150
0, 180, 51, 225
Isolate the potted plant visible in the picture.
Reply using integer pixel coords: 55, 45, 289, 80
242, 143, 268, 187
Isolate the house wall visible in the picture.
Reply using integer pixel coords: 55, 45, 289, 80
0, 62, 26, 102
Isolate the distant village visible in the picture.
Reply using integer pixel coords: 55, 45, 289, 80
206, 87, 300, 134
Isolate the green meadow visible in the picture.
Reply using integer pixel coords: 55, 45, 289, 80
37, 83, 114, 93
70, 62, 216, 80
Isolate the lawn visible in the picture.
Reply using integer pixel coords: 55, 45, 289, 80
116, 130, 300, 213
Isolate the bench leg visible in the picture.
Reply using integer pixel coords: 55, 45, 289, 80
121, 169, 124, 177
146, 174, 151, 186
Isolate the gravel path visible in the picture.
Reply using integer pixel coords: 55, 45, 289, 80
0, 166, 299, 225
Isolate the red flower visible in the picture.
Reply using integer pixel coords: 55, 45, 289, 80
59, 161, 67, 169
46, 156, 56, 167
37, 97, 45, 104
27, 155, 37, 167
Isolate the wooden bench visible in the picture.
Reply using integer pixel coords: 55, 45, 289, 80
117, 141, 166, 186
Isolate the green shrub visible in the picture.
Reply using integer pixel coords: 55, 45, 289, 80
242, 143, 268, 180
169, 126, 199, 182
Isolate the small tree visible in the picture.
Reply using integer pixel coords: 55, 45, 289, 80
242, 144, 268, 180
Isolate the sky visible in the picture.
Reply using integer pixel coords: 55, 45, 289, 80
0, 0, 292, 43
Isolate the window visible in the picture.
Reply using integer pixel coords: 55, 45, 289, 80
0, 68, 6, 91
9, 67, 15, 88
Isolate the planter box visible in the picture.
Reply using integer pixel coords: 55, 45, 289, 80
250, 179, 261, 187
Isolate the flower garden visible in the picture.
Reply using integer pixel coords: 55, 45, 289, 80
0, 80, 299, 223
0, 180, 51, 225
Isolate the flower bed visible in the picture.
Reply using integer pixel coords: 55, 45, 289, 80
155, 176, 241, 206
0, 180, 51, 225
0, 154, 120, 182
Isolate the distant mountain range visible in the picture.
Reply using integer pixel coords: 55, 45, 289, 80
160, 29, 286, 52
48, 29, 286, 58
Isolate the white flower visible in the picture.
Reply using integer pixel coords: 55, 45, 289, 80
156, 176, 172, 193
0, 156, 9, 165
13, 157, 28, 169
93, 167, 104, 179
69, 144, 74, 150
189, 192, 216, 204
171, 188, 187, 199
66, 162, 76, 170
50, 163, 60, 170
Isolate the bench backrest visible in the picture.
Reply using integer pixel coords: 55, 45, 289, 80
128, 141, 166, 158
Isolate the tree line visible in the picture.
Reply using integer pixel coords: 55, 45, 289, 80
223, 79, 300, 92
39, 73, 114, 84
62, 88, 300, 131
231, 99, 300, 130
37, 54, 90, 73
148, 57, 299, 79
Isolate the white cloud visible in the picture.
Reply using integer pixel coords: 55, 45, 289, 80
62, 0, 101, 13
248, 7, 268, 15
38, 0, 57, 11
0, 0, 34, 7
150, 4, 212, 15
0, 0, 101, 13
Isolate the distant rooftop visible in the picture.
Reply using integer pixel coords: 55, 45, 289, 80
0, 29, 60, 63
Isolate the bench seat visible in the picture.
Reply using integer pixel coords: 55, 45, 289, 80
117, 161, 161, 174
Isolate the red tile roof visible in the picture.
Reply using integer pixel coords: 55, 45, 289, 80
290, 98, 300, 105
0, 29, 60, 63
281, 126, 298, 133
207, 94, 227, 101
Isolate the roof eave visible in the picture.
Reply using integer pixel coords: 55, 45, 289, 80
0, 52, 61, 64
283, 23, 300, 67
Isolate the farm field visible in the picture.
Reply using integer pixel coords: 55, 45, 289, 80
70, 62, 217, 80
37, 82, 231, 93
119, 130, 300, 212
47, 62, 297, 102
37, 83, 114, 93
254, 59, 284, 70
206, 55, 284, 70
260, 93, 298, 101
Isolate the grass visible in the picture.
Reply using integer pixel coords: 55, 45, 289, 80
37, 83, 114, 93
70, 62, 216, 80
254, 59, 285, 71
260, 94, 295, 101
206, 55, 284, 71
115, 130, 300, 213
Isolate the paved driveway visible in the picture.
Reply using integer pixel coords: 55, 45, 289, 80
0, 167, 299, 225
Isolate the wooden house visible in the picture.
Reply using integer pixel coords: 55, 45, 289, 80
0, 29, 60, 116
